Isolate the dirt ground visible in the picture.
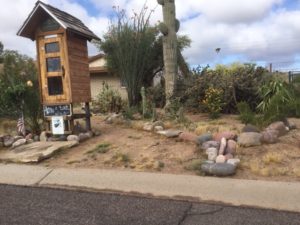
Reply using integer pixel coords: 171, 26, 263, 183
1, 114, 299, 182
37, 114, 300, 182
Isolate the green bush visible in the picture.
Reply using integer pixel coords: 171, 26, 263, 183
93, 82, 123, 114
0, 50, 42, 134
183, 63, 268, 113
237, 102, 256, 124
202, 87, 224, 119
253, 77, 300, 124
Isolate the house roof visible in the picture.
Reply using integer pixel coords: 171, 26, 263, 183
17, 1, 100, 41
88, 53, 105, 63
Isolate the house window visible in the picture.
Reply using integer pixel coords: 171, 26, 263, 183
45, 42, 60, 53
46, 57, 61, 72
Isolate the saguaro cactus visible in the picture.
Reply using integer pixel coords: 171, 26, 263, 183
157, 0, 180, 106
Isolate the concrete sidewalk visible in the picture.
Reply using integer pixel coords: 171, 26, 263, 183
0, 164, 300, 213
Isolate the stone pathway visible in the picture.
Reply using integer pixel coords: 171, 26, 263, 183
0, 141, 78, 163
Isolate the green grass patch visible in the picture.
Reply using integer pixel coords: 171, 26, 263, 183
86, 143, 111, 155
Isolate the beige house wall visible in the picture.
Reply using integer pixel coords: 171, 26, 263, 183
89, 58, 107, 68
90, 72, 128, 100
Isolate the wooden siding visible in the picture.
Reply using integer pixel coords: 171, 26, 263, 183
67, 33, 91, 103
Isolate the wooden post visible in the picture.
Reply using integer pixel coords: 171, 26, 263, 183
85, 102, 91, 131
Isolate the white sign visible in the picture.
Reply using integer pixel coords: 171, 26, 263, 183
51, 116, 64, 135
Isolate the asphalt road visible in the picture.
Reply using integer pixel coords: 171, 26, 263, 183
0, 184, 299, 225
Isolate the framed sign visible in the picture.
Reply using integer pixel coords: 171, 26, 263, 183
51, 116, 64, 135
44, 104, 72, 117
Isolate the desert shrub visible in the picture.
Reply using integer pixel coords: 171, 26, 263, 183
257, 78, 295, 123
183, 63, 268, 113
93, 82, 123, 114
0, 50, 42, 134
202, 87, 224, 119
146, 84, 166, 108
237, 102, 256, 124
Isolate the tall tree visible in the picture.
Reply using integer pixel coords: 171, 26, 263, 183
157, 0, 180, 106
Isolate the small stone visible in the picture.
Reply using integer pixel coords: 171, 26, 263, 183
225, 140, 237, 155
3, 136, 14, 147
86, 131, 94, 138
59, 135, 67, 141
196, 133, 213, 145
0, 135, 4, 142
132, 113, 142, 120
0, 142, 4, 147
213, 131, 237, 142
78, 133, 90, 142
216, 155, 226, 163
242, 124, 260, 133
218, 137, 227, 155
143, 123, 153, 131
48, 136, 61, 142
227, 158, 241, 167
261, 130, 279, 144
179, 132, 198, 143
153, 121, 165, 129
67, 135, 79, 142
266, 121, 288, 137
157, 130, 182, 138
25, 133, 33, 140
201, 141, 220, 151
224, 153, 233, 160
33, 135, 40, 142
154, 126, 164, 132
12, 139, 27, 149
40, 131, 48, 142
206, 147, 218, 161
238, 132, 262, 147
201, 163, 236, 176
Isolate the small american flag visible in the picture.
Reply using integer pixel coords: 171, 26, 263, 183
17, 114, 26, 136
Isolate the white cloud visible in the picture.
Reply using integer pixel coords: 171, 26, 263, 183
0, 0, 299, 71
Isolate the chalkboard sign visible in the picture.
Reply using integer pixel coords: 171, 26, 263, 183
43, 104, 72, 117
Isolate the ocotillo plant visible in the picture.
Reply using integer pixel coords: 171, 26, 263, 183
157, 0, 180, 107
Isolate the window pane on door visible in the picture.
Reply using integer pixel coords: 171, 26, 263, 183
46, 57, 61, 72
45, 42, 59, 53
48, 76, 63, 95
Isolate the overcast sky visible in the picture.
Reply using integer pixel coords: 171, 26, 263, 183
1, 0, 300, 71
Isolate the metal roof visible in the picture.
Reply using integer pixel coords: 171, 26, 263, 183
17, 1, 100, 41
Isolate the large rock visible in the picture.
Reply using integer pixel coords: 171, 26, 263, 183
196, 133, 213, 145
157, 130, 182, 138
206, 148, 218, 161
242, 124, 260, 133
225, 140, 237, 155
179, 132, 198, 143
238, 132, 262, 147
0, 141, 78, 163
12, 139, 27, 149
201, 141, 220, 151
40, 131, 48, 142
0, 135, 4, 143
67, 135, 79, 142
201, 163, 236, 176
3, 136, 14, 147
14, 136, 24, 142
213, 131, 237, 142
266, 121, 288, 137
261, 130, 279, 144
